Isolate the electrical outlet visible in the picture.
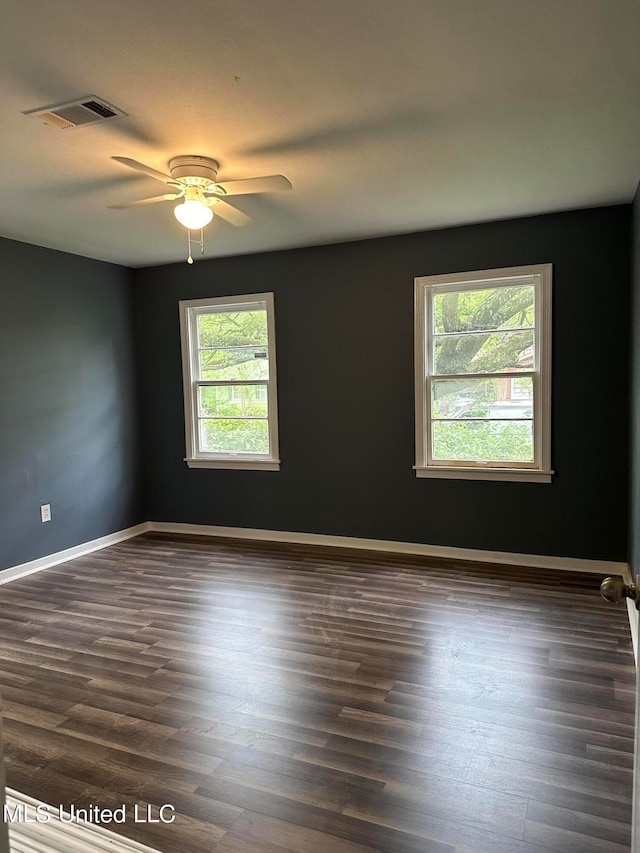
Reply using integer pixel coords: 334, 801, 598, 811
40, 504, 51, 523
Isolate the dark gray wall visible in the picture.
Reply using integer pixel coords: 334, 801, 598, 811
0, 237, 146, 571
135, 205, 631, 562
630, 184, 640, 576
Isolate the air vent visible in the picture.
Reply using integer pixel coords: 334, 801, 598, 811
23, 96, 127, 130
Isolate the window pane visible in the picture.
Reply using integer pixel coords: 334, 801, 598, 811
198, 309, 267, 348
432, 377, 533, 419
432, 421, 533, 462
198, 385, 268, 418
434, 330, 534, 375
433, 285, 534, 333
199, 419, 269, 454
199, 347, 269, 380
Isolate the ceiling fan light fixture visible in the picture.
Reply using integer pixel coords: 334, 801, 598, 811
174, 201, 213, 229
174, 186, 213, 229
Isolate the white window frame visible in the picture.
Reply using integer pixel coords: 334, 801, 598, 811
414, 264, 553, 483
179, 292, 280, 470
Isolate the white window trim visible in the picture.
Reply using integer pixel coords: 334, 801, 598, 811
414, 264, 553, 483
179, 292, 280, 471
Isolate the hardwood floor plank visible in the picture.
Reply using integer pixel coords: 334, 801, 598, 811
0, 531, 633, 852
197, 776, 453, 853
213, 810, 383, 853
465, 751, 632, 823
294, 737, 473, 784
525, 799, 632, 848
342, 798, 549, 853
523, 817, 630, 852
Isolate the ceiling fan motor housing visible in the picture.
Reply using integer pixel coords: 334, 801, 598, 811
169, 155, 219, 188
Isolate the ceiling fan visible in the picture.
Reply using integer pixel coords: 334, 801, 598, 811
109, 155, 291, 228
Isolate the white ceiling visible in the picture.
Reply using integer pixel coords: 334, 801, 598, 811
1, 0, 639, 268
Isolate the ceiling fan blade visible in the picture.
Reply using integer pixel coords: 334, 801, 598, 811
111, 157, 175, 185
108, 193, 180, 209
213, 175, 292, 196
208, 199, 251, 226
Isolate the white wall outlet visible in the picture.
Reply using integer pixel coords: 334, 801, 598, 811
40, 504, 51, 523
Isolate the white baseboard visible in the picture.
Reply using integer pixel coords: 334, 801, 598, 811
627, 600, 639, 664
6, 787, 162, 852
148, 521, 629, 578
3, 520, 627, 586
0, 522, 151, 585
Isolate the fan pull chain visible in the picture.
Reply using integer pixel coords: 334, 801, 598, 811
186, 228, 205, 264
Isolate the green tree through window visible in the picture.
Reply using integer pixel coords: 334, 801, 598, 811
180, 294, 279, 468
415, 266, 552, 480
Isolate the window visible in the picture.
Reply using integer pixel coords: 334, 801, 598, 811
179, 293, 280, 470
414, 264, 552, 482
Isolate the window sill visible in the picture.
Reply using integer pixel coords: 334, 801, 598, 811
414, 466, 553, 483
185, 458, 280, 471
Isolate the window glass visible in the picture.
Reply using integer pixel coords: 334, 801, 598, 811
414, 266, 551, 481
180, 295, 279, 469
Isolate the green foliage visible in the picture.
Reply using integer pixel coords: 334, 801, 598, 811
198, 310, 267, 348
198, 310, 269, 380
200, 385, 267, 418
197, 310, 271, 455
201, 418, 269, 454
433, 422, 533, 463
432, 285, 535, 462
434, 285, 534, 375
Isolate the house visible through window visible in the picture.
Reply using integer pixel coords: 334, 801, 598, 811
179, 293, 280, 470
414, 264, 552, 482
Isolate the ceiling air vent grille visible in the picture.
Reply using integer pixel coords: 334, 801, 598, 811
23, 96, 127, 130
81, 100, 118, 118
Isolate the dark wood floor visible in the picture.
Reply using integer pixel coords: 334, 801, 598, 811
0, 533, 635, 853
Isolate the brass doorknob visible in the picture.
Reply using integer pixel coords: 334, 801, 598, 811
600, 576, 637, 605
